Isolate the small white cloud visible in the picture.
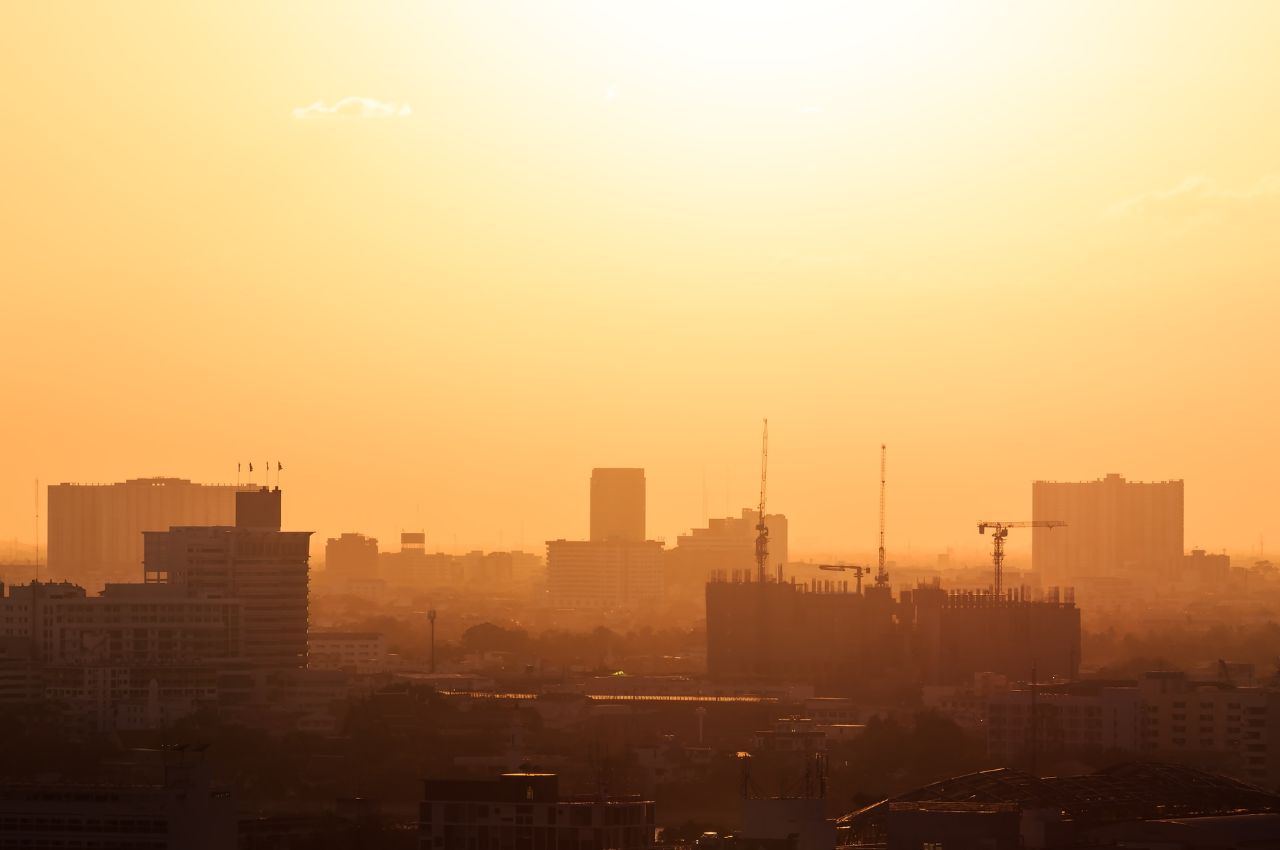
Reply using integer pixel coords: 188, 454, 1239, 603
291, 97, 412, 120
1106, 174, 1280, 220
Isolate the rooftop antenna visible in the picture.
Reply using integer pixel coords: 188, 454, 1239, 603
755, 419, 769, 584
701, 468, 711, 527
876, 444, 888, 588
34, 478, 39, 583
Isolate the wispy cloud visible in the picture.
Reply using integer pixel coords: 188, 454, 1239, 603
291, 97, 412, 120
1106, 174, 1280, 220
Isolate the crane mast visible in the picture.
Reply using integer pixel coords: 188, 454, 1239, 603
977, 520, 1066, 596
755, 419, 769, 584
876, 444, 888, 588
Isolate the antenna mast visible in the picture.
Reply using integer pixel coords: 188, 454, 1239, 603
34, 478, 40, 583
876, 444, 888, 588
755, 419, 769, 584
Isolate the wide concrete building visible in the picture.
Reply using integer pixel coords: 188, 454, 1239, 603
46, 477, 255, 588
546, 539, 664, 609
1032, 473, 1183, 585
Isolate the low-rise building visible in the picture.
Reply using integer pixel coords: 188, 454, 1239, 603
546, 540, 664, 609
419, 772, 654, 850
0, 757, 236, 849
308, 631, 388, 673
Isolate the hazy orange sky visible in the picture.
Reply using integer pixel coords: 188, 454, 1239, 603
2, 2, 1277, 565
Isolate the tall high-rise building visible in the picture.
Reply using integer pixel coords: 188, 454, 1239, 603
143, 488, 311, 669
590, 468, 645, 542
1032, 473, 1183, 585
47, 477, 254, 587
549, 468, 661, 608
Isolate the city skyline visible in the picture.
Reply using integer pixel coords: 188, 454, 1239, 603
5, 465, 1254, 570
4, 4, 1280, 846
2, 463, 1264, 567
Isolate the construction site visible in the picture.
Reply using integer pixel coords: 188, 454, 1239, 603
705, 429, 1081, 694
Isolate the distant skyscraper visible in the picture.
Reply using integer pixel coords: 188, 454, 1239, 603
1032, 473, 1183, 585
325, 532, 380, 580
47, 477, 253, 587
548, 468, 661, 608
590, 468, 645, 542
143, 488, 311, 669
667, 508, 788, 589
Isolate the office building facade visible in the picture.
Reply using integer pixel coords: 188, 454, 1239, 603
47, 477, 254, 587
1032, 473, 1183, 585
143, 488, 311, 669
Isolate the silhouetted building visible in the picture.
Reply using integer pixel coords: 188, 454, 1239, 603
667, 509, 788, 589
308, 631, 388, 673
547, 539, 664, 609
46, 477, 254, 587
1032, 473, 1183, 585
325, 532, 380, 581
704, 578, 906, 693
706, 579, 1080, 691
143, 487, 311, 669
0, 580, 239, 729
1183, 547, 1231, 588
907, 583, 1082, 684
0, 755, 236, 849
986, 682, 1142, 761
591, 468, 645, 542
1138, 670, 1280, 788
418, 772, 655, 850
548, 469, 662, 609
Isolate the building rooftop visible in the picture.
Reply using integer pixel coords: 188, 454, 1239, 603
838, 762, 1280, 829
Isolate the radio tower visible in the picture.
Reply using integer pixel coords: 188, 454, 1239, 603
755, 419, 769, 584
876, 444, 888, 588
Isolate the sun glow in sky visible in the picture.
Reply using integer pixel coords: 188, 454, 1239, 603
2, 1, 1278, 561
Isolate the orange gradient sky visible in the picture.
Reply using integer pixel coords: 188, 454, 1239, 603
2, 2, 1277, 564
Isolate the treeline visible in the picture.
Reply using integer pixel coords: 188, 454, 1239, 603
1084, 620, 1280, 679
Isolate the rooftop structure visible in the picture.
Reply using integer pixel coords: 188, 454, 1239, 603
837, 762, 1280, 848
419, 772, 655, 850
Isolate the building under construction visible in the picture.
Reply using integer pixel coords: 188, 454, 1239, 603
705, 576, 909, 694
705, 577, 1080, 692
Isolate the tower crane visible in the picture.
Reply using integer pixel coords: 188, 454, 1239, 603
875, 444, 889, 588
977, 520, 1066, 597
818, 563, 870, 593
755, 419, 769, 584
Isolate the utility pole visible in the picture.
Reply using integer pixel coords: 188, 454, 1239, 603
427, 609, 438, 674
